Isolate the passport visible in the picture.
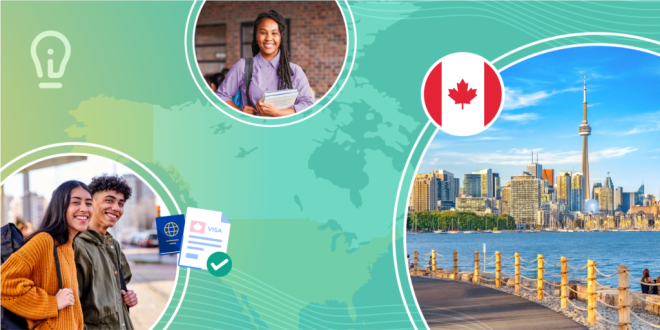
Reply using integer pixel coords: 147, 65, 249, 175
155, 214, 185, 255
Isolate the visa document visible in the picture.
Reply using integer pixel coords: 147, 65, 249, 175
261, 89, 298, 110
155, 214, 185, 255
178, 207, 231, 270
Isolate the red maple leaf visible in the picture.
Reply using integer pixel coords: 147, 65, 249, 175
448, 79, 477, 110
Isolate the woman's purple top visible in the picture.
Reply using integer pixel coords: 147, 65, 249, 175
215, 51, 314, 113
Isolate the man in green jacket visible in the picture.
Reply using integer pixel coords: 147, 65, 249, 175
75, 174, 138, 330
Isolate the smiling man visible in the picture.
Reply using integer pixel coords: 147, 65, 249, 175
74, 174, 137, 330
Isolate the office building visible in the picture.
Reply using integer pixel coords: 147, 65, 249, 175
433, 170, 457, 202
539, 202, 552, 226
556, 172, 572, 209
409, 174, 438, 212
463, 174, 482, 197
493, 173, 500, 199
599, 186, 614, 213
592, 183, 602, 201
474, 168, 493, 198
542, 169, 555, 187
614, 187, 623, 211
501, 185, 511, 215
438, 201, 455, 211
643, 195, 654, 207
571, 172, 585, 212
622, 192, 638, 213
527, 152, 543, 179
510, 176, 542, 227
604, 174, 614, 190
456, 197, 493, 215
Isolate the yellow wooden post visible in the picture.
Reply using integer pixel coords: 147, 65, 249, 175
496, 251, 501, 288
414, 250, 418, 275
474, 251, 480, 283
560, 257, 568, 309
587, 260, 596, 324
515, 252, 520, 293
453, 250, 458, 281
618, 265, 631, 330
431, 250, 437, 273
537, 254, 544, 300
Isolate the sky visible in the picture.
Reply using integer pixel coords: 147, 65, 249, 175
1, 156, 170, 216
419, 46, 660, 195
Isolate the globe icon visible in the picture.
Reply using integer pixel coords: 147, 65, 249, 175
164, 222, 179, 237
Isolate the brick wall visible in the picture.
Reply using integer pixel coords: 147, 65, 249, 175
196, 1, 347, 98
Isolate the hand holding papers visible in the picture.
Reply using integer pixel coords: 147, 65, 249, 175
261, 89, 298, 110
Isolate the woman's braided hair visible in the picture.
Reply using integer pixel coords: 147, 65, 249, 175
252, 10, 293, 90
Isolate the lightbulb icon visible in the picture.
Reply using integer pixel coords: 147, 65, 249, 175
31, 31, 71, 89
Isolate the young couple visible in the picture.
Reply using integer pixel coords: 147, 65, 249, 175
1, 175, 137, 330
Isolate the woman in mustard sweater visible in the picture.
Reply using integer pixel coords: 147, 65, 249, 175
1, 180, 92, 330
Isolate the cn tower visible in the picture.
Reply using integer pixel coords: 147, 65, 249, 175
579, 73, 591, 201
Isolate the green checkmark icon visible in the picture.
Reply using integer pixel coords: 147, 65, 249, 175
207, 252, 232, 277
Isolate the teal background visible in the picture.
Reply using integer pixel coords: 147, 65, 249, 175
3, 1, 660, 329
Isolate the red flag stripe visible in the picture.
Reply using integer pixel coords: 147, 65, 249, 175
483, 62, 501, 126
424, 62, 442, 126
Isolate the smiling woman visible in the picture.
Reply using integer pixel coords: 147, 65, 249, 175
215, 10, 313, 117
195, 1, 347, 118
1, 180, 92, 330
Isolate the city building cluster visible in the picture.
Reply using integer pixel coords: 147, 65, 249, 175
409, 75, 659, 230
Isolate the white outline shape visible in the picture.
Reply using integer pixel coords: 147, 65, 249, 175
492, 32, 660, 65
0, 143, 189, 330
31, 31, 71, 79
420, 52, 506, 136
185, 0, 357, 127
402, 32, 660, 330
392, 120, 433, 330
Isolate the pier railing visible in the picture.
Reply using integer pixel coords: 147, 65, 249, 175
412, 250, 660, 329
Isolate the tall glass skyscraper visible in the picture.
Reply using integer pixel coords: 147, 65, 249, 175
463, 174, 482, 197
571, 172, 584, 212
473, 169, 493, 198
556, 172, 572, 208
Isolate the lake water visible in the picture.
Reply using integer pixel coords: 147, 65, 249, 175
406, 231, 660, 291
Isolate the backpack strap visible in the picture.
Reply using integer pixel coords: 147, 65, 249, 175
114, 245, 130, 312
244, 57, 254, 108
52, 238, 63, 290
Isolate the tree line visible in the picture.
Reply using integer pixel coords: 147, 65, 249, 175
407, 210, 516, 231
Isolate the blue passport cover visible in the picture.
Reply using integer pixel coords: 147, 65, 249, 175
155, 214, 185, 255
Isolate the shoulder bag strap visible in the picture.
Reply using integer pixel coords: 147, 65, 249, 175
114, 245, 130, 312
244, 57, 254, 108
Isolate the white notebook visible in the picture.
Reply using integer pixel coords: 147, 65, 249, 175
261, 89, 299, 110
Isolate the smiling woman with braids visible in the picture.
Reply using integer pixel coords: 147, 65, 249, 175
216, 10, 314, 117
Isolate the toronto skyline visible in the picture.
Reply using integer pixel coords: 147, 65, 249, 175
420, 46, 660, 194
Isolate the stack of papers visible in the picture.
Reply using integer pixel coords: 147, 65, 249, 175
261, 89, 298, 110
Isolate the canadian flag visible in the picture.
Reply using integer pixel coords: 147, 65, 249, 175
422, 52, 504, 136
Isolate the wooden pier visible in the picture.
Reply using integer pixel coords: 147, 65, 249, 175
413, 276, 587, 330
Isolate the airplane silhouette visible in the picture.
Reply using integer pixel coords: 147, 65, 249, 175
210, 123, 232, 135
236, 147, 258, 158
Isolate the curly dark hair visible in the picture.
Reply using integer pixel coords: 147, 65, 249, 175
89, 174, 132, 201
